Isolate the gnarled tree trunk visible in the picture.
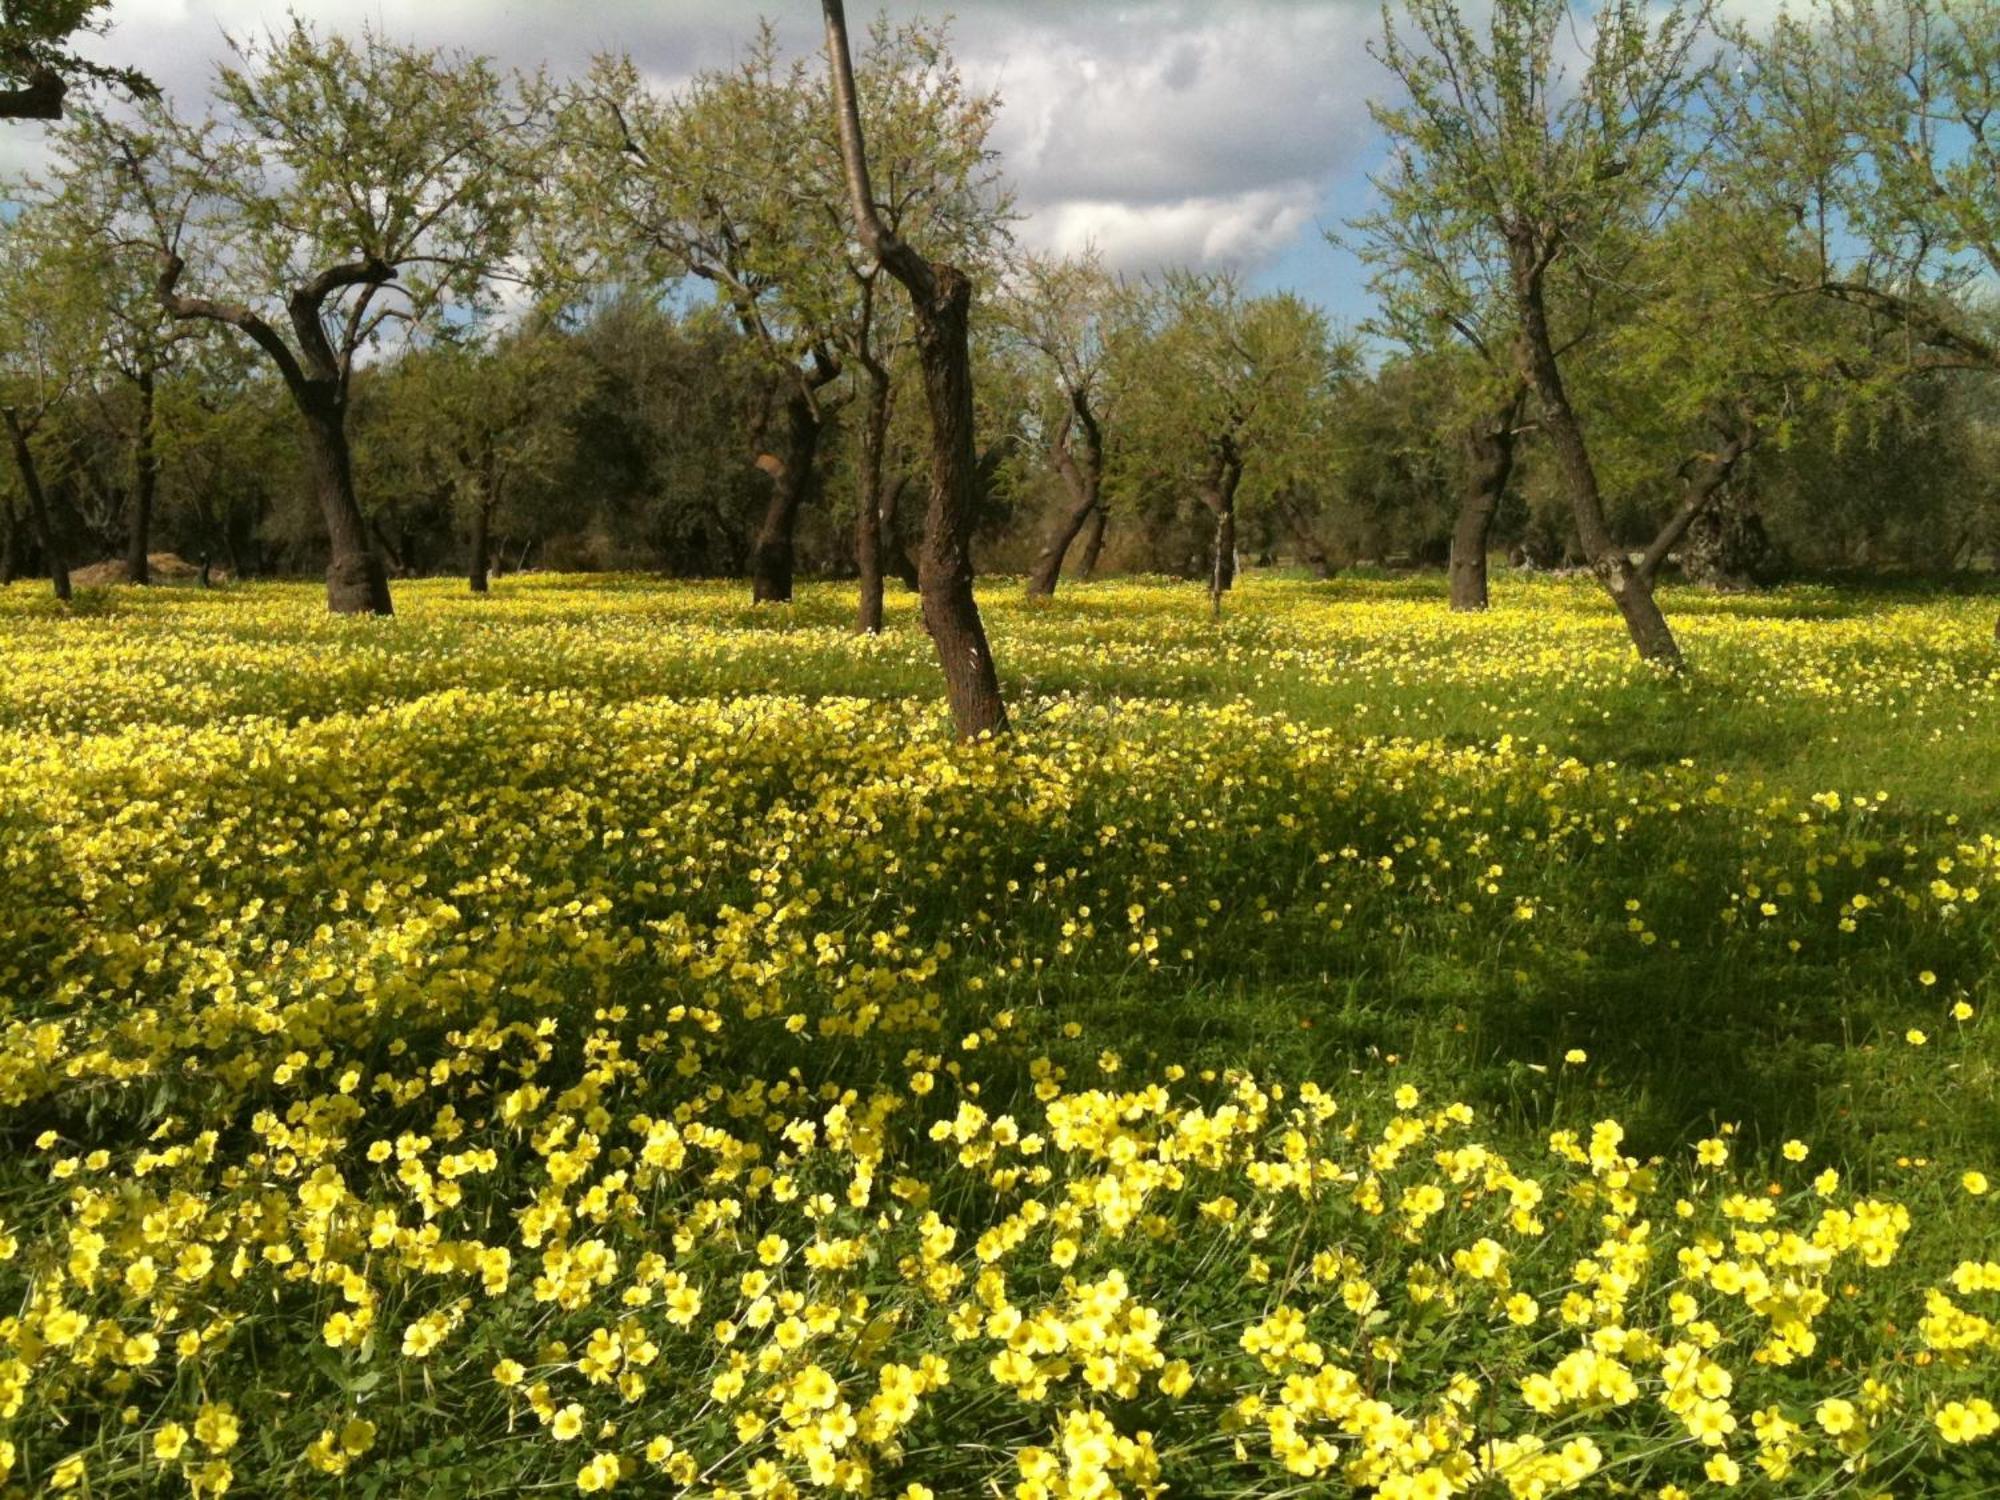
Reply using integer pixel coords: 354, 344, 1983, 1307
2, 408, 68, 603
1510, 243, 1679, 667
0, 500, 19, 585
1078, 504, 1108, 580
1683, 482, 1771, 591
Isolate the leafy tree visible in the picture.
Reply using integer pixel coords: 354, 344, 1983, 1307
357, 327, 598, 592
33, 108, 212, 581
1116, 273, 1348, 614
1346, 168, 1528, 610
118, 20, 545, 614
1736, 0, 2000, 378
1369, 0, 1720, 665
1000, 248, 1136, 598
564, 17, 1006, 614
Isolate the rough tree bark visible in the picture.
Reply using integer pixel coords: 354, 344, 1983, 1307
2, 406, 69, 602
1448, 385, 1526, 613
825, 0, 1007, 739
1276, 490, 1337, 579
1632, 416, 1760, 588
156, 251, 393, 615
1509, 240, 1680, 667
124, 369, 158, 584
1027, 393, 1103, 598
878, 474, 920, 591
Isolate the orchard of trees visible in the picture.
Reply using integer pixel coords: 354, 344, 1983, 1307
4, 0, 2000, 713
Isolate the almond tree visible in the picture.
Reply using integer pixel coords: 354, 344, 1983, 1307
1117, 273, 1348, 616
1001, 248, 1134, 598
564, 20, 1006, 615
1369, 0, 1721, 666
823, 0, 1006, 738
115, 21, 544, 614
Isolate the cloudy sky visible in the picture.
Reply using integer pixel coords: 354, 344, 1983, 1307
38, 1, 1783, 325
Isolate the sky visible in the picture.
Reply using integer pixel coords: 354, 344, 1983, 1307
32, 0, 1789, 329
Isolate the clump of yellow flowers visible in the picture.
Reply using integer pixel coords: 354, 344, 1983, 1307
0, 574, 1991, 1496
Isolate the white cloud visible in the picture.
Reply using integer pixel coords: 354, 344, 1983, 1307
24, 0, 1393, 284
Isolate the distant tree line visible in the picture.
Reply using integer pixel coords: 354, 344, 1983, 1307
3, 0, 2000, 719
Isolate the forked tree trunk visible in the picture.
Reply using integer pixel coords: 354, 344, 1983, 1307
2, 408, 68, 603
125, 370, 158, 584
1449, 388, 1524, 613
1027, 397, 1103, 599
1511, 242, 1680, 668
1078, 504, 1108, 580
295, 383, 391, 615
825, 0, 1007, 739
856, 366, 890, 633
469, 494, 493, 594
751, 390, 822, 605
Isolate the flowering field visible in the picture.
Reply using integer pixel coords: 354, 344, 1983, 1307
0, 574, 1995, 1498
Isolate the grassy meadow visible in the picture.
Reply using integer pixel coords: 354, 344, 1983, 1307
0, 572, 1995, 1497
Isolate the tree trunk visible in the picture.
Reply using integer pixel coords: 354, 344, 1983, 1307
294, 383, 392, 615
751, 390, 821, 605
1027, 397, 1102, 599
880, 475, 920, 590
825, 0, 1006, 738
1200, 447, 1242, 617
1510, 244, 1680, 668
856, 367, 889, 633
907, 267, 1009, 736
469, 494, 493, 594
1078, 504, 1108, 580
1449, 390, 1523, 613
1683, 483, 1772, 591
0, 501, 18, 585
3, 408, 68, 603
1277, 493, 1337, 579
126, 370, 158, 584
